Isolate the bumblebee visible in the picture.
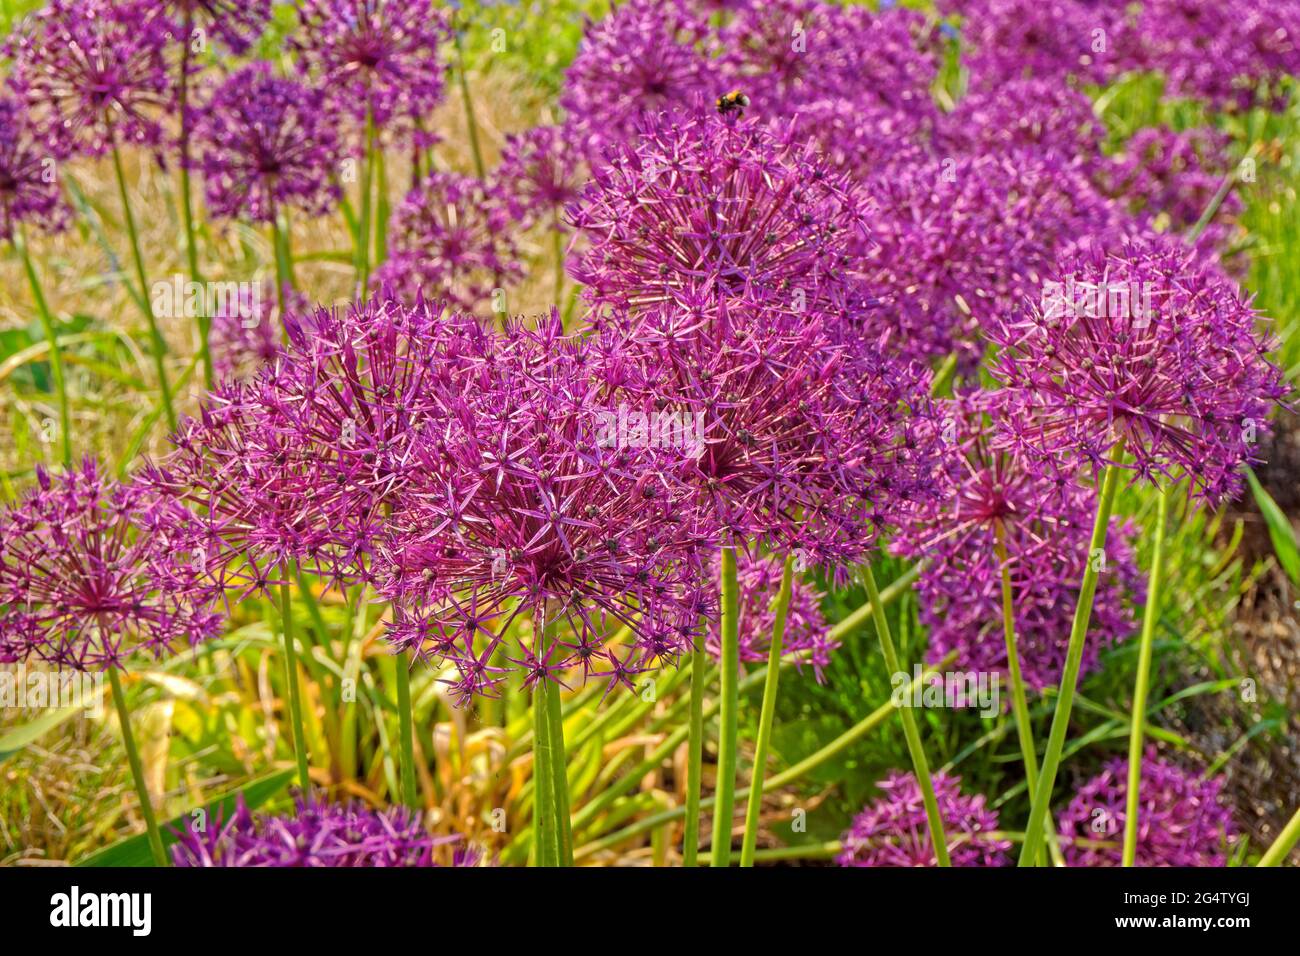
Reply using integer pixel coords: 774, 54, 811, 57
716, 89, 750, 117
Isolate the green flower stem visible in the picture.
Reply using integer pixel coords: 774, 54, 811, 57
175, 15, 210, 387
1018, 440, 1128, 866
395, 656, 418, 809
111, 141, 177, 431
827, 562, 922, 641
739, 552, 796, 867
278, 563, 311, 792
682, 621, 708, 867
863, 562, 951, 866
357, 112, 377, 293
574, 651, 958, 862
1122, 482, 1170, 866
709, 544, 741, 867
532, 611, 574, 866
553, 214, 565, 308
452, 22, 487, 181
1258, 807, 1300, 866
13, 226, 71, 466
108, 667, 167, 866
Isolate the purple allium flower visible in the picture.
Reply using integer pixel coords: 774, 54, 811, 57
607, 301, 942, 573
192, 64, 341, 223
1096, 126, 1241, 245
292, 0, 451, 147
1136, 0, 1300, 110
989, 233, 1288, 502
158, 0, 272, 54
560, 0, 719, 151
7, 0, 174, 158
140, 295, 463, 593
862, 149, 1132, 369
938, 78, 1105, 163
0, 458, 220, 671
0, 95, 68, 241
376, 314, 714, 703
938, 0, 1126, 91
706, 550, 836, 680
171, 793, 469, 867
893, 393, 1142, 693
569, 110, 869, 319
837, 771, 1010, 867
208, 281, 304, 383
376, 172, 521, 311
781, 97, 935, 181
1057, 749, 1235, 866
716, 1, 940, 118
489, 124, 588, 230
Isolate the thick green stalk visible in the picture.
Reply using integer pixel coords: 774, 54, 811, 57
278, 565, 311, 792
452, 24, 487, 180
175, 17, 210, 388
709, 545, 741, 867
14, 227, 71, 466
357, 112, 376, 293
532, 612, 573, 866
1122, 483, 1169, 866
1258, 807, 1300, 866
108, 668, 167, 866
863, 563, 951, 866
739, 553, 796, 867
994, 525, 1040, 801
1019, 442, 1128, 866
682, 626, 707, 867
531, 679, 558, 866
111, 141, 177, 431
395, 657, 418, 809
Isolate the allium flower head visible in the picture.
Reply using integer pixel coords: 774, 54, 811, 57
561, 0, 719, 150
377, 172, 521, 311
707, 550, 836, 679
990, 233, 1288, 502
172, 793, 467, 867
193, 64, 341, 222
208, 281, 304, 383
0, 458, 220, 670
7, 0, 173, 158
838, 772, 1010, 867
293, 0, 451, 147
894, 392, 1141, 692
717, 1, 939, 118
782, 97, 934, 181
607, 301, 943, 572
938, 78, 1104, 163
158, 0, 272, 54
377, 315, 714, 703
569, 110, 869, 319
489, 124, 588, 230
1057, 749, 1235, 866
862, 149, 1131, 368
0, 95, 69, 241
939, 0, 1126, 91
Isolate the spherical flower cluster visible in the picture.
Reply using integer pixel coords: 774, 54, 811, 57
0, 95, 68, 241
171, 793, 469, 867
560, 0, 718, 151
716, 1, 939, 119
377, 315, 714, 703
569, 110, 869, 319
377, 172, 521, 311
0, 459, 220, 670
989, 234, 1288, 502
1057, 749, 1235, 866
861, 149, 1132, 368
937, 0, 1126, 91
1096, 126, 1241, 243
6, 0, 174, 157
782, 97, 934, 181
894, 394, 1142, 692
192, 64, 341, 223
937, 78, 1104, 163
837, 771, 1011, 867
489, 124, 588, 230
292, 0, 451, 147
158, 0, 272, 54
706, 551, 836, 679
